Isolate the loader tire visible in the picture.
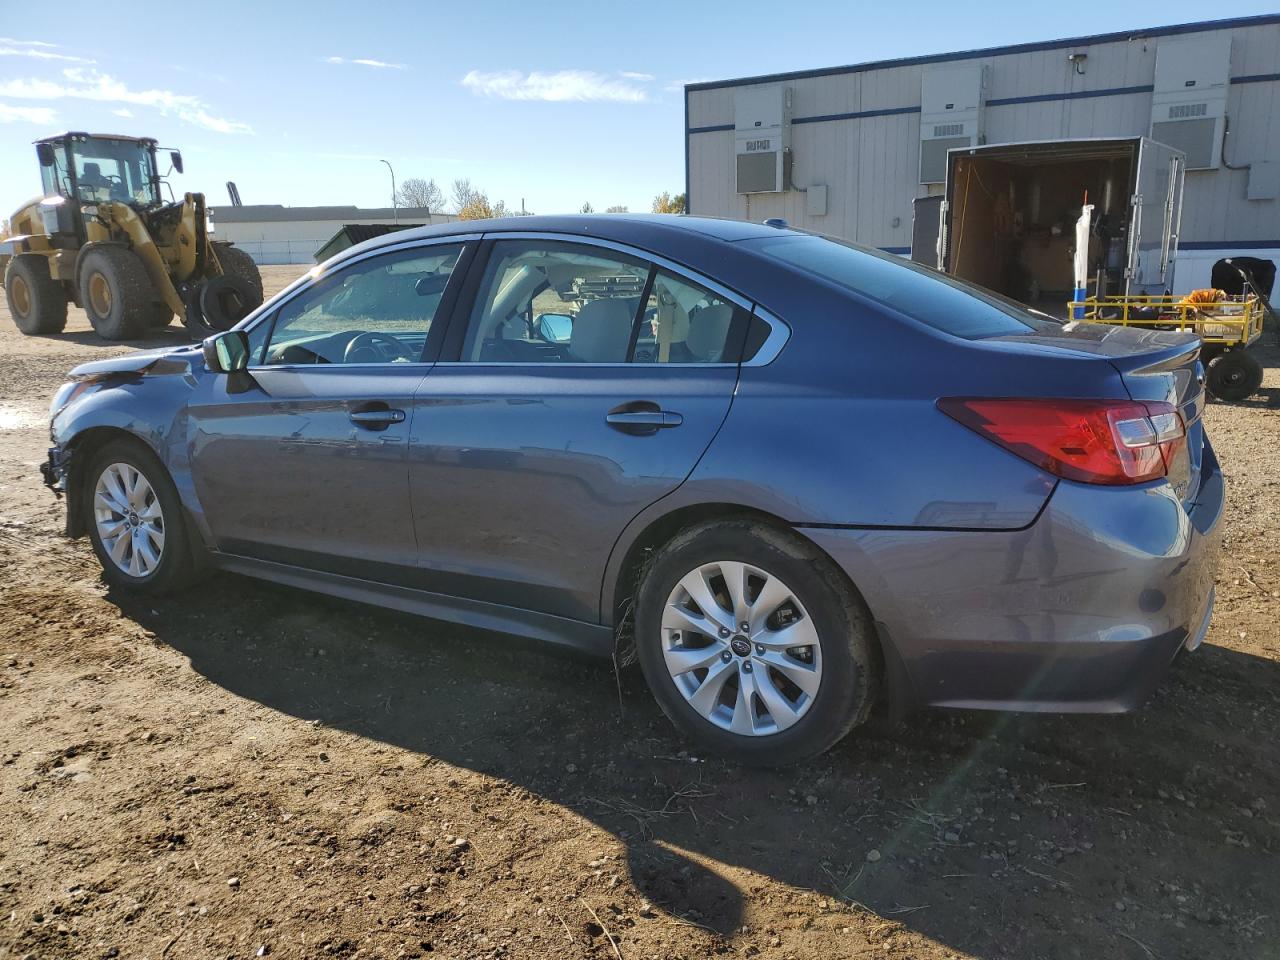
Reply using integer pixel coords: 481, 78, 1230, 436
212, 242, 264, 305
5, 254, 68, 335
199, 275, 259, 332
78, 246, 156, 341
144, 303, 174, 328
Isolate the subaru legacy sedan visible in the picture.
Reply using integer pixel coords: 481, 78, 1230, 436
42, 215, 1223, 765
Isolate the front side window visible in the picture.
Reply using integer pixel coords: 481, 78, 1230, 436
39, 142, 71, 199
251, 244, 463, 366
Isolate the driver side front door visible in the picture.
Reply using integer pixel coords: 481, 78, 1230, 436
187, 240, 470, 577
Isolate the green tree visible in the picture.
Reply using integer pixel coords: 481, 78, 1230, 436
605, 205, 628, 213
651, 191, 686, 214
456, 191, 511, 220
580, 201, 595, 214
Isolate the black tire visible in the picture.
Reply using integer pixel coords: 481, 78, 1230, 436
199, 274, 259, 332
5, 254, 68, 335
182, 286, 213, 340
212, 242, 264, 304
634, 518, 878, 766
144, 302, 174, 328
84, 438, 194, 594
78, 246, 156, 341
1206, 349, 1263, 402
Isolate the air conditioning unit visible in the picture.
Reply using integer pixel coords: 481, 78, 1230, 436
920, 65, 987, 184
1150, 34, 1231, 170
734, 86, 792, 194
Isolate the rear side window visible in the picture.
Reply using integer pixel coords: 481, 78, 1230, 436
744, 234, 1048, 339
457, 239, 749, 364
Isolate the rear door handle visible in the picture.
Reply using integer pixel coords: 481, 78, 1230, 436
349, 408, 406, 429
605, 405, 683, 434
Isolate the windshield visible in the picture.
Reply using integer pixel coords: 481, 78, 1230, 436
743, 233, 1061, 339
67, 137, 159, 206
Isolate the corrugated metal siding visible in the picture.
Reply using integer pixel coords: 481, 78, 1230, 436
687, 19, 1280, 261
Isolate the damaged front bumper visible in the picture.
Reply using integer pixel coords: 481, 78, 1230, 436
41, 442, 85, 538
40, 444, 71, 498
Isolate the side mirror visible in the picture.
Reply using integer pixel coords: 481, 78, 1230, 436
536, 312, 573, 343
170, 151, 184, 174
202, 330, 250, 373
36, 143, 56, 167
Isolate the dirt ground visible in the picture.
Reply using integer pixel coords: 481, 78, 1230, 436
1, 265, 1278, 960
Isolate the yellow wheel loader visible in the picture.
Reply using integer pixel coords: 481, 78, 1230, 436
0, 132, 263, 341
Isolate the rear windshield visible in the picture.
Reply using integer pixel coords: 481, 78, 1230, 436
743, 234, 1056, 339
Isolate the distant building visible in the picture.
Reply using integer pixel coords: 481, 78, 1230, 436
210, 204, 456, 264
685, 14, 1280, 294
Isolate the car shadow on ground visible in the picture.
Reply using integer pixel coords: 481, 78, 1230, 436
108, 572, 1280, 959
42, 328, 193, 349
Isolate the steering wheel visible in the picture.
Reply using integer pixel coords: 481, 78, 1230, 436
343, 331, 416, 364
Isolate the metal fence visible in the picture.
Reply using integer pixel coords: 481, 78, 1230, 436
230, 239, 326, 265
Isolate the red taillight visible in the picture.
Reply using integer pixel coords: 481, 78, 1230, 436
938, 397, 1186, 485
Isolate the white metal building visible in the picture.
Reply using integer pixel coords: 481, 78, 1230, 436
210, 205, 456, 264
685, 14, 1280, 293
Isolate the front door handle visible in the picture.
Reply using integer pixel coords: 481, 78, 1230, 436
605, 403, 683, 435
349, 408, 406, 430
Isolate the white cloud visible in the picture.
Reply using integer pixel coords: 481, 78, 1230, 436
0, 102, 57, 124
325, 56, 406, 70
0, 46, 95, 63
0, 37, 57, 47
461, 69, 648, 103
0, 68, 251, 133
619, 71, 654, 82
112, 107, 133, 117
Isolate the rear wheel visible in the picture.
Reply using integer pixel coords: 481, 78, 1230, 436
84, 439, 194, 594
5, 254, 68, 335
212, 242, 264, 304
78, 246, 157, 341
635, 518, 878, 765
1206, 349, 1263, 402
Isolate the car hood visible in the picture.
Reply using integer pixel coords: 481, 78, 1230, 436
68, 346, 203, 381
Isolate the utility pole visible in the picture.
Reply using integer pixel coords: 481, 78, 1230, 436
380, 159, 398, 223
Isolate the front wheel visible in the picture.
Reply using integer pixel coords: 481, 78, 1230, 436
84, 439, 194, 593
78, 246, 157, 341
634, 518, 878, 766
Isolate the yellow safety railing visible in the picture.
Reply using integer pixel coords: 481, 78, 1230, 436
1065, 294, 1263, 347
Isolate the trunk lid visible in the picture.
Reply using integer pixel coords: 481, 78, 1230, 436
986, 322, 1205, 505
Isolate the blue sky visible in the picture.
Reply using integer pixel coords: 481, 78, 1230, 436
1, 0, 1275, 218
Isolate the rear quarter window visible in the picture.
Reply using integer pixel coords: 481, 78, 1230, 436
743, 234, 1051, 340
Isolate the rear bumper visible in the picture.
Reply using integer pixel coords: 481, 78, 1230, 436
804, 439, 1225, 714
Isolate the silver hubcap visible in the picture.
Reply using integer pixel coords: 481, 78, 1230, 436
661, 560, 822, 737
93, 462, 165, 578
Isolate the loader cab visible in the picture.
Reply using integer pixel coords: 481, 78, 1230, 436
36, 133, 163, 208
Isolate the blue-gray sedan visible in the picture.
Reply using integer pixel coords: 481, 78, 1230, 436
41, 215, 1223, 765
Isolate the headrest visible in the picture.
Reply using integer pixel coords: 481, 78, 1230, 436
569, 298, 634, 362
686, 304, 734, 361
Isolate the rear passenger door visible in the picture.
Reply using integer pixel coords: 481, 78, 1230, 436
407, 236, 751, 623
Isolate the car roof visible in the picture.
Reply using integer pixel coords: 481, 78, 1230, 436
325, 214, 798, 270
